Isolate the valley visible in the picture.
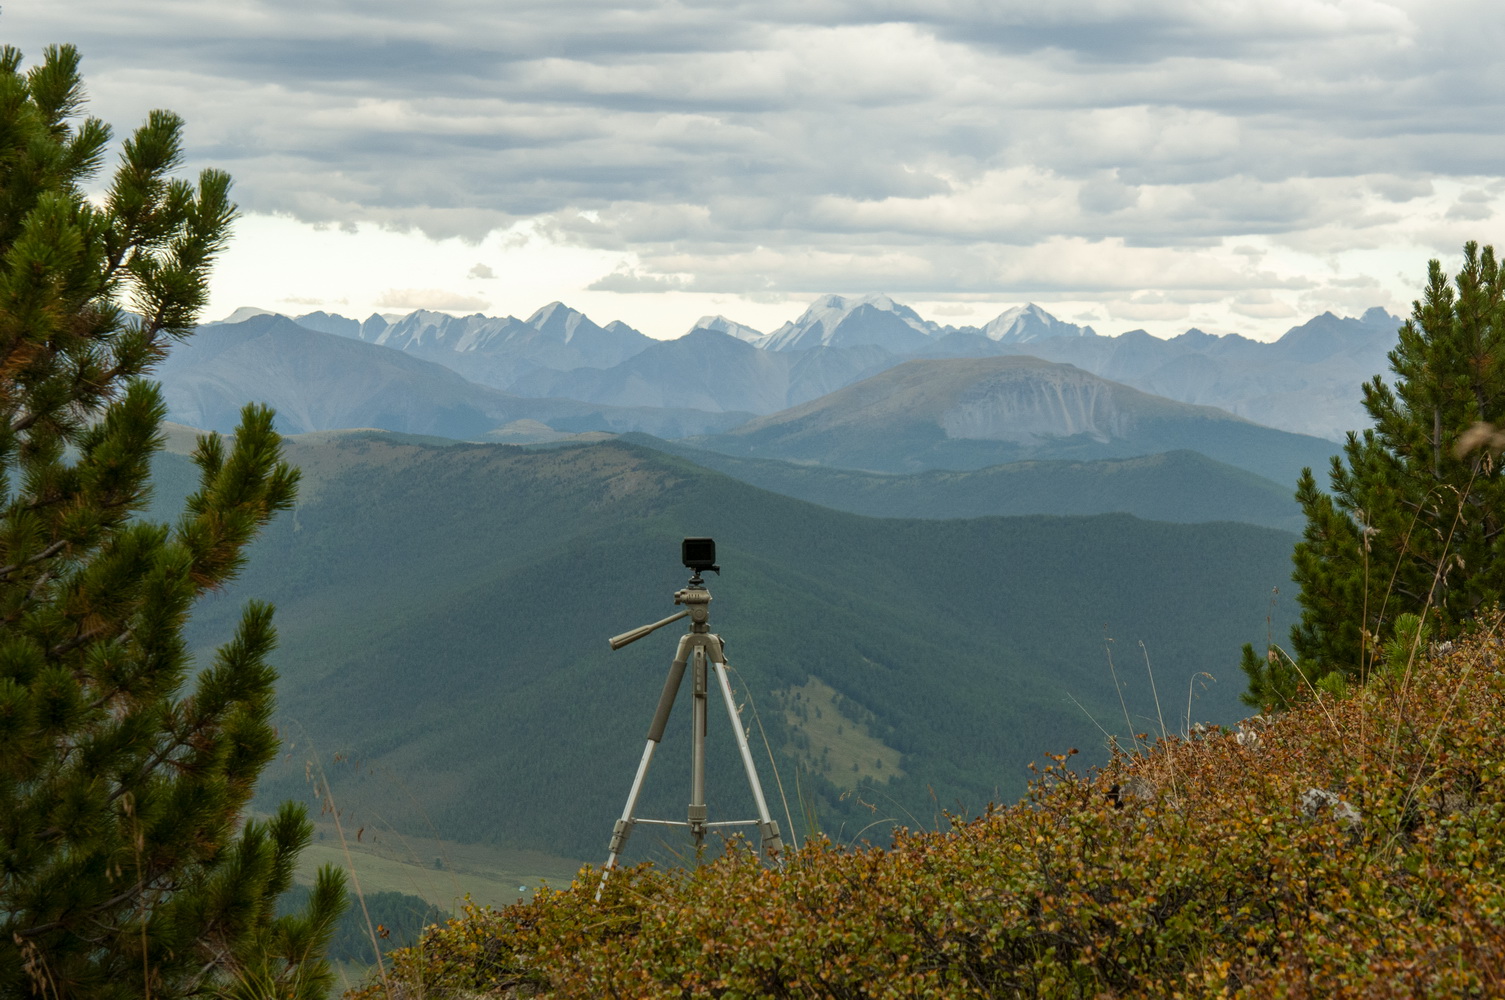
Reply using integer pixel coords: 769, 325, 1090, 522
163, 432, 1299, 871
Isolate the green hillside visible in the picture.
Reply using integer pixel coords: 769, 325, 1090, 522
623, 434, 1303, 531
694, 355, 1337, 486
173, 434, 1298, 864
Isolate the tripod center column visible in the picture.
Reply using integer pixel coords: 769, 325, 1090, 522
689, 644, 709, 844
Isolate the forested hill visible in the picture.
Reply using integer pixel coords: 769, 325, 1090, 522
621, 434, 1303, 532
690, 355, 1337, 485
172, 434, 1298, 861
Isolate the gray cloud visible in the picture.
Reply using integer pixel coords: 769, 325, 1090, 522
588, 269, 691, 292
16, 0, 1504, 300
377, 288, 491, 311
1446, 200, 1494, 222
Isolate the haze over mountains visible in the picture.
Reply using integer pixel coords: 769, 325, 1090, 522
621, 437, 1302, 532
162, 314, 754, 440
165, 312, 1341, 498
245, 293, 1398, 443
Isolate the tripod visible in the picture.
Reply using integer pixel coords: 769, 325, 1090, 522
596, 569, 784, 899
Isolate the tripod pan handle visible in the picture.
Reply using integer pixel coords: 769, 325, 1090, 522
609, 609, 690, 650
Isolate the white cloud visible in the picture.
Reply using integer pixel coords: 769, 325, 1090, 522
377, 289, 492, 312
588, 269, 692, 292
15, 0, 1502, 341
1106, 292, 1191, 323
1229, 290, 1299, 319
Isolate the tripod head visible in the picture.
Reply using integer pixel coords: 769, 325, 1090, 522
607, 537, 720, 650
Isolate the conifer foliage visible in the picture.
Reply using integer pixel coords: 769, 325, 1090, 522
1244, 242, 1505, 708
0, 45, 344, 998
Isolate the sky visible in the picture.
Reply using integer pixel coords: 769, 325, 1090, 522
12, 1, 1504, 341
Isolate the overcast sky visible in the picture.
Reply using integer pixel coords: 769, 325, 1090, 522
13, 1, 1504, 340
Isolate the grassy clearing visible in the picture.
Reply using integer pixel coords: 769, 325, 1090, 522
776, 676, 904, 784
293, 821, 585, 911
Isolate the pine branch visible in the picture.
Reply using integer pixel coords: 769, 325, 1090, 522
0, 537, 67, 578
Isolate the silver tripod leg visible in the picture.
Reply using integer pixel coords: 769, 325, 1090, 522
712, 655, 785, 859
597, 633, 692, 900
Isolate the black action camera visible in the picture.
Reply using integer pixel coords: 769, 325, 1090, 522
681, 537, 719, 575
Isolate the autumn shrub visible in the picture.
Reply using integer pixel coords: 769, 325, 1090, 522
362, 614, 1505, 999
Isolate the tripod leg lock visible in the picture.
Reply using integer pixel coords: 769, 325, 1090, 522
759, 820, 785, 858
608, 819, 633, 856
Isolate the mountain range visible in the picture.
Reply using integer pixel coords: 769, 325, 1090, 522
162, 314, 752, 439
294, 302, 653, 389
261, 294, 1398, 442
506, 329, 894, 414
140, 295, 1372, 866
161, 313, 1337, 491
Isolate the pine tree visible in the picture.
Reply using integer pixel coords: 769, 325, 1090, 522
1244, 242, 1505, 708
0, 45, 345, 998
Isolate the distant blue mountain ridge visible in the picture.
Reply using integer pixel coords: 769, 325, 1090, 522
259, 294, 1399, 442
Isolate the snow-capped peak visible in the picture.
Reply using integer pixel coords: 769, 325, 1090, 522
691, 315, 767, 345
794, 293, 926, 332
527, 302, 593, 343
761, 293, 937, 351
981, 304, 1095, 343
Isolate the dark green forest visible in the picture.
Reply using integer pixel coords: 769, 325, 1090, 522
277, 887, 444, 966
623, 435, 1302, 531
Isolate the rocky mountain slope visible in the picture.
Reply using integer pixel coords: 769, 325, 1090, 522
693, 355, 1337, 484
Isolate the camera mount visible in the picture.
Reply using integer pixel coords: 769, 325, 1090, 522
596, 538, 784, 899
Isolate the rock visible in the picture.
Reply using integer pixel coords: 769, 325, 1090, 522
1300, 787, 1362, 828
1106, 776, 1156, 809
